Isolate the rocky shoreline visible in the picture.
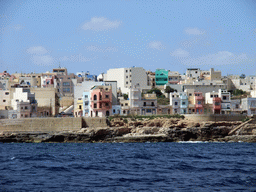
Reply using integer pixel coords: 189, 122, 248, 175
1, 117, 256, 143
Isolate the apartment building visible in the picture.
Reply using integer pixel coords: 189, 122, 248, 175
104, 67, 151, 94
90, 85, 112, 117
155, 69, 168, 85
11, 88, 37, 118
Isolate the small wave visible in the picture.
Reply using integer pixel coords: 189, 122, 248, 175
178, 141, 209, 143
11, 157, 15, 160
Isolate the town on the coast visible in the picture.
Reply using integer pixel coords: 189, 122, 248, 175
0, 66, 255, 119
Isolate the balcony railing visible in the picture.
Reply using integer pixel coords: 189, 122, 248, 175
195, 96, 203, 100
213, 105, 221, 110
195, 104, 203, 108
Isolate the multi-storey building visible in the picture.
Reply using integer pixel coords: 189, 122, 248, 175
170, 92, 181, 114
241, 97, 256, 116
141, 93, 157, 115
90, 85, 112, 117
155, 69, 168, 85
168, 71, 182, 84
104, 67, 151, 94
194, 92, 204, 114
11, 88, 37, 118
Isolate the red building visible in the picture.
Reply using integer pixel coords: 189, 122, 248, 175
213, 97, 221, 114
194, 92, 204, 114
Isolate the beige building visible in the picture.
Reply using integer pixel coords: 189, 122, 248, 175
30, 87, 59, 116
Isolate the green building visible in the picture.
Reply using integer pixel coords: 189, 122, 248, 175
155, 69, 168, 85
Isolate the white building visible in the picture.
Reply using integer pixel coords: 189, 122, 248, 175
11, 88, 37, 118
241, 97, 256, 116
104, 67, 151, 94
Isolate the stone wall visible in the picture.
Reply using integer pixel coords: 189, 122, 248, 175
0, 117, 110, 133
0, 117, 82, 133
184, 114, 247, 122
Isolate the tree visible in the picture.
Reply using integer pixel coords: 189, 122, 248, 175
233, 89, 246, 96
240, 74, 246, 79
123, 94, 128, 100
164, 86, 176, 94
147, 88, 163, 97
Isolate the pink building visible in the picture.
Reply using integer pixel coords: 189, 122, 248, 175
90, 85, 112, 117
194, 92, 204, 114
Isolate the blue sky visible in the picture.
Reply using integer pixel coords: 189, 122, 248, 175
1, 0, 256, 76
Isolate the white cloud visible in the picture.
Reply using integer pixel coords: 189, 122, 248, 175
13, 24, 24, 31
27, 46, 48, 55
59, 54, 92, 63
185, 28, 205, 35
181, 51, 252, 66
31, 55, 54, 66
148, 41, 166, 50
170, 48, 189, 57
85, 45, 118, 52
81, 17, 122, 31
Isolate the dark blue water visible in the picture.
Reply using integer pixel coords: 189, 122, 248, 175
0, 142, 256, 192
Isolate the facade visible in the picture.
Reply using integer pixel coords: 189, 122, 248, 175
170, 92, 181, 114
194, 92, 204, 114
141, 93, 157, 115
129, 85, 141, 115
179, 92, 188, 114
90, 85, 112, 117
241, 97, 256, 116
11, 88, 37, 118
146, 71, 156, 89
105, 67, 151, 94
155, 69, 168, 85
30, 87, 58, 117
0, 90, 11, 110
213, 97, 221, 114
168, 71, 182, 84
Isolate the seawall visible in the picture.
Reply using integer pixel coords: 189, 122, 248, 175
0, 117, 108, 133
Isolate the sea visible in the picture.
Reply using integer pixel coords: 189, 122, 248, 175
0, 142, 256, 192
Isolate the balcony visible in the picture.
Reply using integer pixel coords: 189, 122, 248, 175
213, 105, 221, 110
180, 96, 188, 100
180, 105, 188, 108
130, 96, 140, 100
195, 96, 203, 100
195, 104, 203, 108
91, 98, 111, 103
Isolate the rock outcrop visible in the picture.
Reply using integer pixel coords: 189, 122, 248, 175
0, 117, 256, 143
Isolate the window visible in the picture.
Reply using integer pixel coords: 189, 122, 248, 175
130, 80, 131, 82
175, 102, 178, 106
223, 96, 227, 100
106, 88, 108, 91
126, 70, 128, 73
94, 104, 97, 108
198, 101, 201, 104
144, 102, 146, 106
63, 88, 70, 92
106, 95, 109, 98
151, 102, 154, 106
182, 102, 185, 105
3, 100, 6, 102
21, 107, 23, 109
94, 95, 97, 100
21, 114, 23, 117
146, 109, 152, 113
210, 95, 213, 98
106, 103, 109, 106
121, 104, 123, 106
126, 76, 128, 78
25, 106, 28, 109
63, 82, 70, 86
100, 103, 102, 108
172, 95, 174, 98
84, 95, 88, 98
189, 93, 192, 96
16, 99, 19, 102
79, 105, 82, 109
5, 92, 9, 95
126, 82, 128, 84
123, 110, 126, 114
113, 109, 116, 113
125, 103, 128, 106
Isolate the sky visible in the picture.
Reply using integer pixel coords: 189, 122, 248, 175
0, 0, 256, 76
